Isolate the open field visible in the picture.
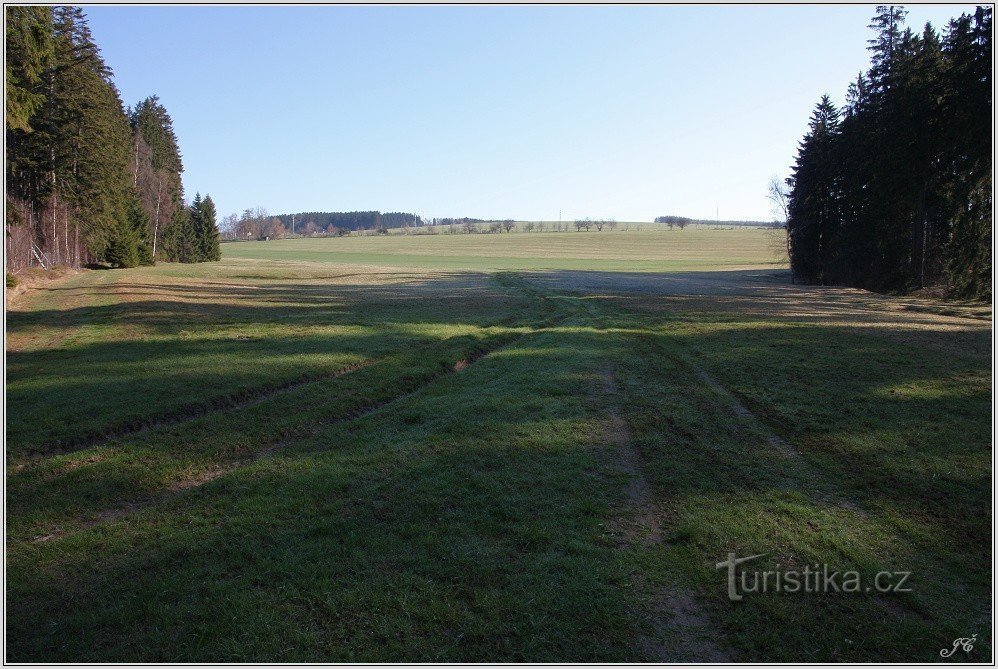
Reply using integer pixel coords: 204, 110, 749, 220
223, 226, 788, 273
6, 230, 992, 662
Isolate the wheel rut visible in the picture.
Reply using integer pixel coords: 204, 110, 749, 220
22, 315, 566, 546
21, 359, 375, 460
599, 365, 730, 663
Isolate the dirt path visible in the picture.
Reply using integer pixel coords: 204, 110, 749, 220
601, 369, 663, 548
599, 365, 731, 663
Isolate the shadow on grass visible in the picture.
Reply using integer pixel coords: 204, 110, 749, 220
5, 267, 992, 662
6, 272, 552, 453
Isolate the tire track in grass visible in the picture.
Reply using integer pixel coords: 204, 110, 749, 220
247, 273, 576, 458
15, 273, 572, 542
689, 362, 872, 517
688, 360, 952, 628
19, 272, 582, 543
691, 365, 802, 462
21, 271, 560, 460
599, 365, 730, 663
19, 359, 377, 460
249, 331, 527, 458
601, 368, 663, 549
24, 312, 571, 545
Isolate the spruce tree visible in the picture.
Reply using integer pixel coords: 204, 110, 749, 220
43, 6, 137, 264
787, 6, 991, 298
5, 6, 54, 248
4, 7, 53, 133
129, 95, 184, 260
867, 5, 908, 93
196, 194, 221, 261
786, 95, 841, 284
189, 192, 204, 260
939, 7, 992, 298
168, 206, 197, 263
4, 5, 207, 272
129, 195, 154, 265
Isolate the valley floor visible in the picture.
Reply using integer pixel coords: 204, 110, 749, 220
5, 258, 992, 661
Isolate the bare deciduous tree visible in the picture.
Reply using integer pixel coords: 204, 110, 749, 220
767, 175, 793, 275
219, 213, 239, 240
767, 175, 790, 224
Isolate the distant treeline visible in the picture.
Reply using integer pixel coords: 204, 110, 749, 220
273, 211, 424, 233
428, 217, 515, 227
787, 6, 991, 298
235, 211, 774, 238
654, 215, 775, 228
5, 6, 220, 269
263, 212, 534, 235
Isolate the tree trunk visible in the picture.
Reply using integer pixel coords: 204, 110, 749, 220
152, 180, 162, 259
51, 189, 58, 266
64, 208, 70, 266
912, 182, 927, 289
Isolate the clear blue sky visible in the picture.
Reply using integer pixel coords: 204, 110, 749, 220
87, 4, 976, 222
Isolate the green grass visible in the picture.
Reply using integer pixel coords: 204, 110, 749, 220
598, 298, 991, 662
5, 239, 991, 662
223, 226, 788, 272
5, 263, 532, 455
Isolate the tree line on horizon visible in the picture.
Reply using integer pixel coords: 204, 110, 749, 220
5, 6, 220, 271
274, 211, 425, 234
223, 211, 559, 238
786, 5, 991, 298
226, 210, 773, 239
654, 215, 778, 229
221, 210, 426, 239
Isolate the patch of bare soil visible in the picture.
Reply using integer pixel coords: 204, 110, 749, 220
599, 365, 730, 662
641, 586, 732, 663
601, 369, 663, 548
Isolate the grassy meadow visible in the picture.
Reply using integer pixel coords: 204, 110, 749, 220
223, 226, 788, 272
5, 228, 992, 661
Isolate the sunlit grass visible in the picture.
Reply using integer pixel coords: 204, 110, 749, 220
223, 227, 788, 272
5, 250, 990, 661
